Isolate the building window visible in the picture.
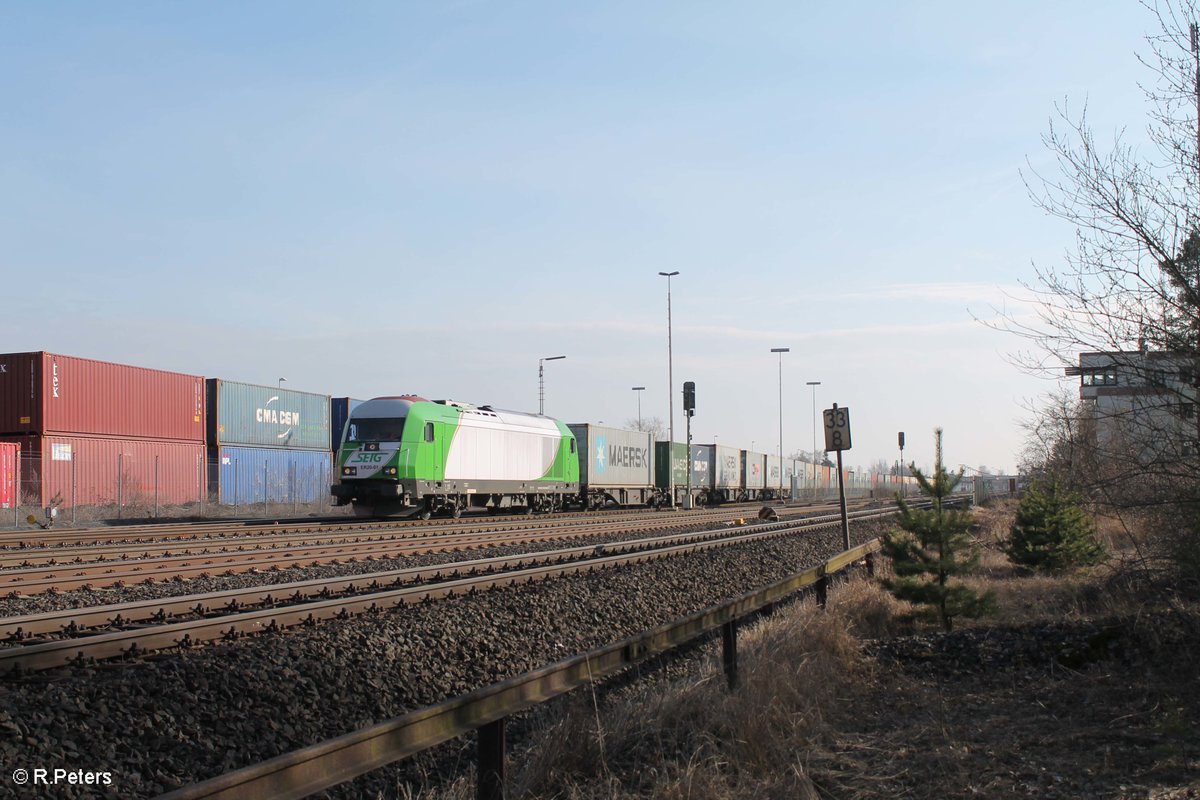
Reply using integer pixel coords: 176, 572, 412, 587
1081, 369, 1118, 387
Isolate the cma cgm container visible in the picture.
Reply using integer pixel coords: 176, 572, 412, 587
207, 380, 331, 451
0, 442, 16, 509
0, 352, 205, 441
568, 424, 654, 506
212, 446, 331, 505
1, 434, 205, 509
330, 398, 364, 452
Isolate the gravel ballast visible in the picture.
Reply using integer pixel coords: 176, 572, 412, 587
0, 520, 886, 798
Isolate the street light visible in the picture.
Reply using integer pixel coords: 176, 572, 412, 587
632, 386, 646, 429
538, 356, 566, 415
659, 271, 679, 507
806, 380, 821, 496
770, 348, 789, 499
278, 378, 287, 389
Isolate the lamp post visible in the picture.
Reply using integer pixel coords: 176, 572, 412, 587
806, 380, 821, 497
277, 378, 287, 389
770, 348, 789, 499
659, 271, 679, 507
632, 386, 646, 429
538, 356, 566, 415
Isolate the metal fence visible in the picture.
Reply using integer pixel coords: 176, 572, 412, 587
3, 450, 336, 527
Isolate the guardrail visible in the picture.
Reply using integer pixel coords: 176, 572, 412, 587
159, 538, 884, 800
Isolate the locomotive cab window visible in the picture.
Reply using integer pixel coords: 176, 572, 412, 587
424, 422, 435, 442
346, 418, 406, 442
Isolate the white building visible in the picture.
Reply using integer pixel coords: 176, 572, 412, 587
1067, 351, 1198, 462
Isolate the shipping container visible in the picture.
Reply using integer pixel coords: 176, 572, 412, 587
207, 380, 331, 451
653, 442, 711, 501
0, 442, 16, 509
211, 446, 332, 505
654, 441, 688, 489
568, 424, 654, 490
765, 454, 784, 496
743, 450, 766, 492
1, 434, 206, 510
710, 444, 741, 491
330, 398, 364, 453
0, 352, 205, 440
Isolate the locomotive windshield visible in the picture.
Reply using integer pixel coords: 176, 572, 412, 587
346, 417, 406, 442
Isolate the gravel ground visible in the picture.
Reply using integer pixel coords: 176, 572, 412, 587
0, 520, 885, 799
0, 523, 729, 619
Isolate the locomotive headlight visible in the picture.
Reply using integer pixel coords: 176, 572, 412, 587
383, 467, 398, 476
343, 466, 357, 476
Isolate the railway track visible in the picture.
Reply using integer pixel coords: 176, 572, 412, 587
0, 506, 898, 674
0, 501, 844, 548
0, 503, 868, 594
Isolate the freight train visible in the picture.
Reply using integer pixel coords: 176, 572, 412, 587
330, 394, 900, 518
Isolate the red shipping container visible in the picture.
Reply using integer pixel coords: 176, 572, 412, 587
0, 352, 205, 441
1, 435, 206, 510
0, 442, 16, 509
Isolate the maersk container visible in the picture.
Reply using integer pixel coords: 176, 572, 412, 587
211, 446, 331, 505
330, 398, 364, 453
743, 450, 766, 491
1, 434, 206, 509
207, 379, 331, 451
0, 442, 16, 509
710, 445, 741, 490
568, 424, 653, 489
0, 352, 205, 441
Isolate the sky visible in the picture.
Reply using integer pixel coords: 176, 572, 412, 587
0, 1, 1161, 475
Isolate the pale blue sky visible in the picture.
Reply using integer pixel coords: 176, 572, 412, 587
0, 2, 1156, 473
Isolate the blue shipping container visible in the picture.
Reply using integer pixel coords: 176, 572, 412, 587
207, 379, 331, 451
212, 446, 331, 505
330, 398, 364, 453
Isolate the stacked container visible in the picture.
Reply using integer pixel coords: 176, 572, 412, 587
207, 380, 331, 506
0, 352, 207, 511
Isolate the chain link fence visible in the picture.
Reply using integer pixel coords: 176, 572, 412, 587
2, 449, 341, 528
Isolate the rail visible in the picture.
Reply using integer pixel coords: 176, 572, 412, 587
158, 538, 884, 800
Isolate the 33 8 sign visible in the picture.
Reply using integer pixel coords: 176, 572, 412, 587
823, 405, 852, 452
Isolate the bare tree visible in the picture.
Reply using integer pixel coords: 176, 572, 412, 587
625, 415, 666, 442
995, 2, 1200, 598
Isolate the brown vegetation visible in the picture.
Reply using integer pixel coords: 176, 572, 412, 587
415, 500, 1200, 799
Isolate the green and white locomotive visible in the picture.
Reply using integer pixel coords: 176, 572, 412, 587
331, 395, 580, 518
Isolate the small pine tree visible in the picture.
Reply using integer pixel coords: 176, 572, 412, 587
881, 428, 995, 631
1006, 479, 1105, 572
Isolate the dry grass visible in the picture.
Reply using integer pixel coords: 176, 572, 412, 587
407, 501, 1200, 799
